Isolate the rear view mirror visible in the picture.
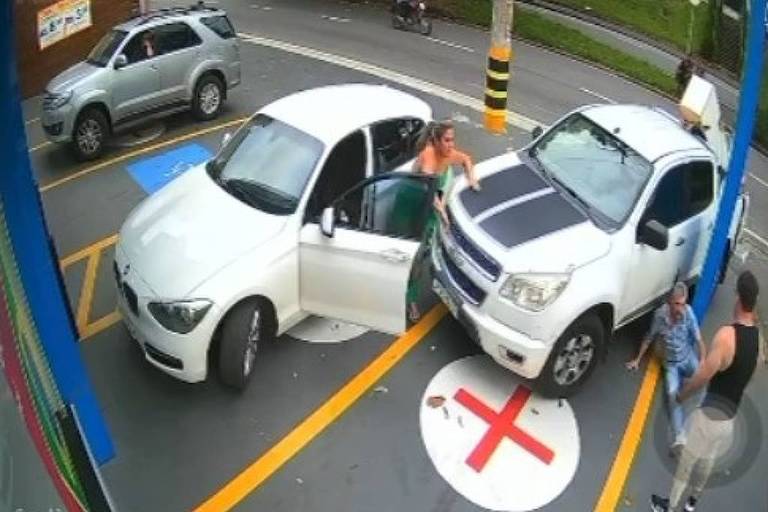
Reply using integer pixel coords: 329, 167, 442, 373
114, 54, 128, 69
531, 126, 544, 140
320, 207, 335, 238
638, 219, 668, 250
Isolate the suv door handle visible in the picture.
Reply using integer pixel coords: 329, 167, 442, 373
380, 248, 410, 263
675, 237, 686, 246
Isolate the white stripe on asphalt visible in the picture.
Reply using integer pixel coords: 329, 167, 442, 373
25, 117, 40, 126
426, 37, 475, 53
748, 172, 768, 190
474, 188, 555, 223
321, 15, 351, 23
745, 227, 768, 250
579, 87, 616, 104
236, 32, 540, 132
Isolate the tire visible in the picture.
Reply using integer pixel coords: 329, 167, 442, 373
192, 74, 225, 121
391, 15, 404, 29
536, 314, 604, 398
218, 299, 274, 390
420, 18, 432, 36
72, 108, 108, 161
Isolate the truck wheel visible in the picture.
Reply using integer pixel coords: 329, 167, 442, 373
72, 108, 108, 161
218, 299, 274, 390
536, 314, 603, 398
192, 74, 224, 121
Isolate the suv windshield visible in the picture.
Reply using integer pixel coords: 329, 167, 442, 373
208, 114, 324, 215
87, 29, 128, 67
530, 113, 652, 226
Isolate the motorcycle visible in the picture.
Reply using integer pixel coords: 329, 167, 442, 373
391, 0, 432, 36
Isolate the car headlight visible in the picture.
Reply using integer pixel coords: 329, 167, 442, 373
148, 299, 212, 334
498, 273, 570, 312
44, 90, 73, 110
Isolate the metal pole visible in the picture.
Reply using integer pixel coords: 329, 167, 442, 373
484, 0, 514, 134
691, 0, 766, 320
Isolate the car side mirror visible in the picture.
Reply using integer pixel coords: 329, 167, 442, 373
637, 219, 668, 250
531, 126, 544, 140
320, 207, 335, 238
114, 54, 128, 69
220, 132, 232, 150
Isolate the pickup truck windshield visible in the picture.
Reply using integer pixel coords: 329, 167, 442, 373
530, 113, 652, 226
208, 114, 324, 215
87, 30, 127, 67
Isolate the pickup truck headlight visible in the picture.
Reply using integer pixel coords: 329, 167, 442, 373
499, 273, 570, 312
44, 91, 73, 110
148, 299, 212, 334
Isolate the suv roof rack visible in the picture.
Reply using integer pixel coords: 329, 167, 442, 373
132, 2, 220, 25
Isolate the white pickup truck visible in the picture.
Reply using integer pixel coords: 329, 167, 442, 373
431, 77, 746, 397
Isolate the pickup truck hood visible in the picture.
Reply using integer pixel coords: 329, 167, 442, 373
451, 155, 611, 272
47, 61, 98, 93
119, 165, 287, 298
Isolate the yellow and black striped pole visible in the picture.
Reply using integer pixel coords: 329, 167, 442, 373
484, 0, 514, 134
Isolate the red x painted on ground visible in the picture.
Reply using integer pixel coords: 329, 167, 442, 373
454, 385, 555, 472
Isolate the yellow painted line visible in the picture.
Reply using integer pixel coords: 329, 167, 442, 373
81, 310, 122, 340
194, 304, 447, 512
486, 69, 510, 81
594, 357, 661, 511
40, 117, 248, 193
76, 251, 101, 333
485, 88, 508, 99
60, 233, 119, 270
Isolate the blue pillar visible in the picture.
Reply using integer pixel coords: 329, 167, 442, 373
1, 2, 114, 464
692, 0, 766, 320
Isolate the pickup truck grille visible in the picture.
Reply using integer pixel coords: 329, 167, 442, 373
440, 245, 486, 305
447, 208, 501, 281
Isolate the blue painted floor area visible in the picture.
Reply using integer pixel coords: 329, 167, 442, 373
126, 143, 212, 194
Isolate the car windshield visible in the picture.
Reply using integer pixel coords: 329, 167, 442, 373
87, 29, 127, 67
208, 114, 324, 215
529, 113, 652, 226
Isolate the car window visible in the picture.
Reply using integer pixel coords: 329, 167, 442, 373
371, 118, 425, 174
201, 15, 236, 39
122, 29, 158, 64
87, 29, 128, 67
334, 175, 433, 241
644, 160, 713, 228
155, 22, 202, 54
209, 114, 324, 215
306, 131, 367, 221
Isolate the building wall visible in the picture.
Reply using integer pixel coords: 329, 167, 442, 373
14, 0, 141, 98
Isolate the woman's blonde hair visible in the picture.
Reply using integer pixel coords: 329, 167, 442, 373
417, 120, 454, 152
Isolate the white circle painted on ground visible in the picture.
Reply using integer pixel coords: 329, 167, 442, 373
286, 315, 368, 343
419, 355, 580, 511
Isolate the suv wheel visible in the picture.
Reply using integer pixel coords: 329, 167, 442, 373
536, 314, 603, 398
218, 299, 274, 390
72, 108, 108, 161
192, 74, 224, 121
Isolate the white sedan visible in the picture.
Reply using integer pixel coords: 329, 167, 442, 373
115, 84, 435, 389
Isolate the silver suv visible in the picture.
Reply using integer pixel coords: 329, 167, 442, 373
41, 4, 241, 160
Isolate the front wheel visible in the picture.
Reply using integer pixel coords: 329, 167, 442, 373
192, 74, 224, 121
536, 314, 604, 398
391, 14, 404, 29
419, 17, 432, 36
72, 108, 108, 161
218, 299, 274, 390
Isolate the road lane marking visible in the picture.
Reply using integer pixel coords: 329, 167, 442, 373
748, 172, 768, 189
29, 141, 52, 152
81, 311, 122, 340
40, 117, 247, 192
321, 14, 351, 23
193, 304, 447, 512
60, 234, 119, 269
426, 37, 476, 53
76, 250, 101, 333
579, 87, 616, 103
25, 117, 40, 125
237, 32, 540, 132
745, 227, 768, 250
594, 358, 661, 511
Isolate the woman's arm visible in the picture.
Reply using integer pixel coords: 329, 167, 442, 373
453, 150, 479, 190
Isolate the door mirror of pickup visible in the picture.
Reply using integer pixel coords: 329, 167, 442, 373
531, 125, 544, 140
638, 219, 669, 250
320, 207, 336, 238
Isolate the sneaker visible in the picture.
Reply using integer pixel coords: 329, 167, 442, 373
683, 496, 697, 512
650, 494, 670, 512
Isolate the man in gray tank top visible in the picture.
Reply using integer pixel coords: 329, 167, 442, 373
651, 270, 760, 512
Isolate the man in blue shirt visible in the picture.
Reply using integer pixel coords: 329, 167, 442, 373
627, 282, 706, 453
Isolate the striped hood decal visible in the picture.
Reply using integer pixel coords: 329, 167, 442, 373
459, 163, 587, 249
